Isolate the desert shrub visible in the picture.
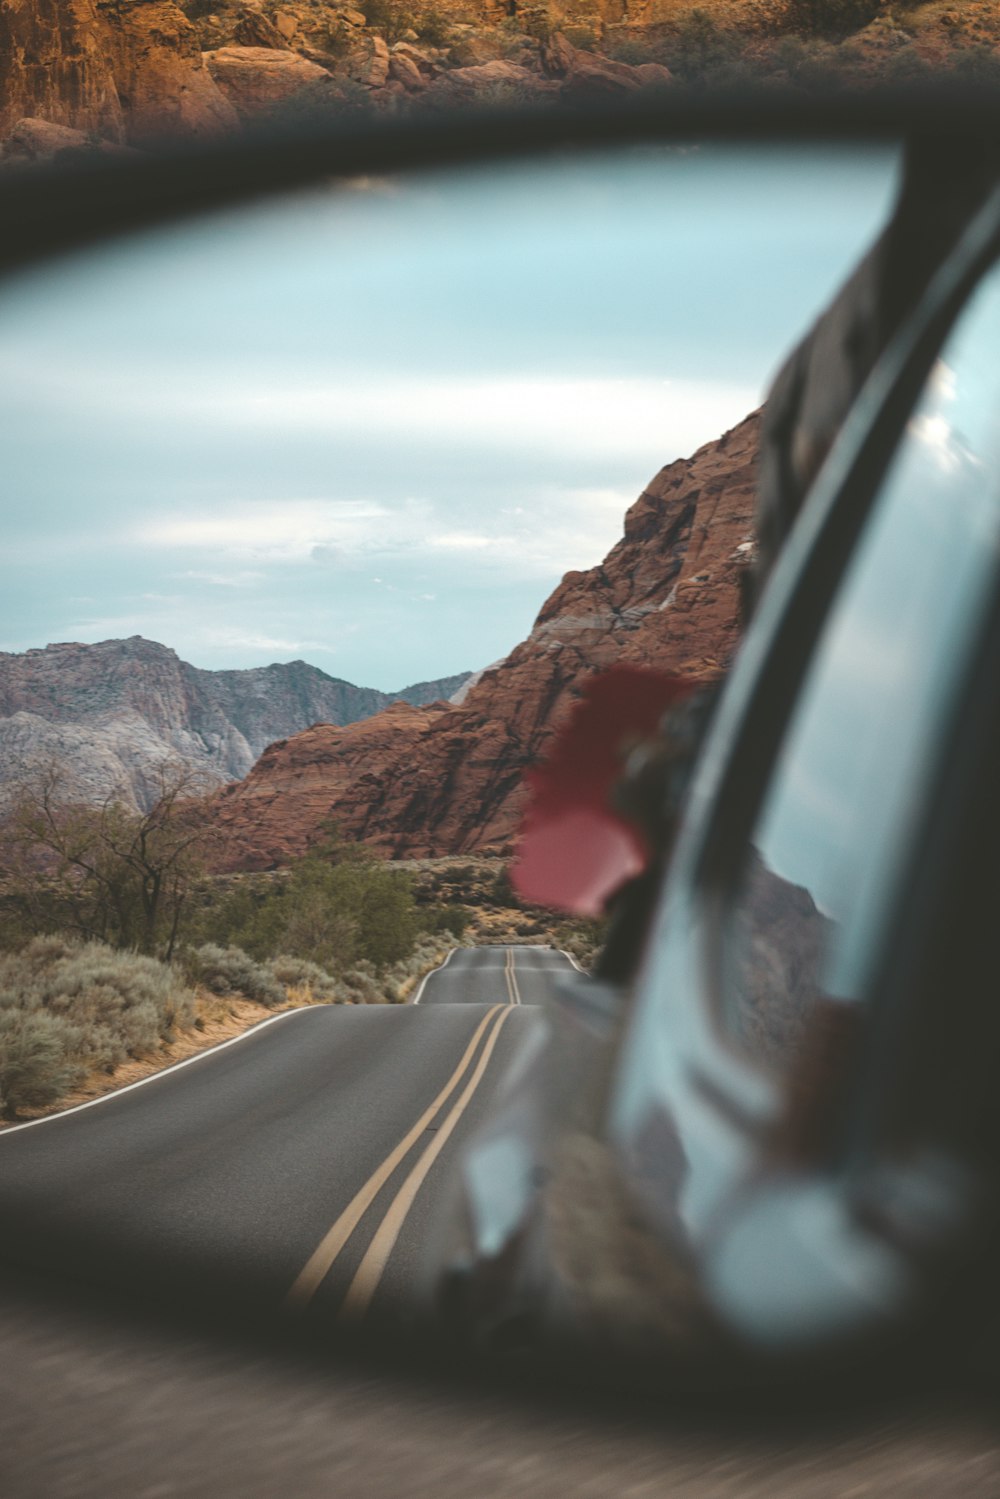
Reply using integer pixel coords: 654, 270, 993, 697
771, 33, 850, 89
667, 10, 745, 84
182, 876, 279, 955
415, 7, 449, 45
339, 959, 384, 1004
490, 866, 517, 908
41, 944, 195, 1044
362, 0, 416, 42
551, 914, 607, 971
14, 933, 81, 969
314, 19, 355, 57
417, 903, 471, 939
0, 1008, 84, 1118
192, 834, 419, 973
372, 932, 458, 1003
0, 938, 199, 1116
562, 23, 598, 51
771, 0, 882, 38
184, 944, 285, 1007
268, 955, 342, 1002
0, 939, 195, 1052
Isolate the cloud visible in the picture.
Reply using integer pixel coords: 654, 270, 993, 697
132, 479, 640, 587
179, 374, 757, 468
8, 353, 755, 470
198, 628, 334, 655
137, 499, 391, 562
178, 569, 265, 587
430, 533, 496, 552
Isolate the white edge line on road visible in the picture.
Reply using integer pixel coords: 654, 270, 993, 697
410, 946, 459, 1005
0, 1005, 321, 1137
559, 949, 587, 973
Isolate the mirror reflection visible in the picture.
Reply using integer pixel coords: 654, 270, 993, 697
0, 143, 900, 1363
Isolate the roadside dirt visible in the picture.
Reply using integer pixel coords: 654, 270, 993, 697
0, 938, 462, 1131
0, 991, 297, 1130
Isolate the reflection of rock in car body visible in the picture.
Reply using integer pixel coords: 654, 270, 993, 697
728, 848, 833, 1073
443, 134, 1000, 1373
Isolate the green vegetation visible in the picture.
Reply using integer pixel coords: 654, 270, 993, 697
0, 794, 468, 1116
400, 856, 606, 968
183, 826, 444, 970
773, 0, 883, 39
0, 937, 196, 1118
360, 0, 446, 44
1, 767, 211, 960
0, 781, 603, 1119
666, 10, 745, 84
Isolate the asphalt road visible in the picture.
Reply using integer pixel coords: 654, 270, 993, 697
3, 943, 1000, 1495
414, 942, 580, 1008
0, 944, 572, 1327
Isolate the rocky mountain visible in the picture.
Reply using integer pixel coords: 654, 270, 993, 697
0, 0, 237, 148
4, 0, 998, 165
0, 0, 674, 162
0, 637, 470, 814
205, 410, 760, 870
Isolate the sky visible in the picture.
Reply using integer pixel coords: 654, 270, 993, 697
0, 144, 899, 690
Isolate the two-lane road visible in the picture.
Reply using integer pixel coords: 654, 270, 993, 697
0, 944, 577, 1328
414, 944, 578, 1008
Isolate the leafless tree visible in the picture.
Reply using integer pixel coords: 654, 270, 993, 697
2, 765, 218, 959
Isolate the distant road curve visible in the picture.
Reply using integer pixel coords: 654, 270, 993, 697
413, 943, 577, 1008
0, 945, 577, 1328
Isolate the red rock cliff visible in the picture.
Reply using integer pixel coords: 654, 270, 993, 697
205, 411, 760, 870
0, 0, 237, 144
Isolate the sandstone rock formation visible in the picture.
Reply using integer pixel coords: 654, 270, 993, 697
96, 0, 239, 142
0, 0, 237, 146
205, 411, 760, 870
0, 0, 126, 143
0, 0, 681, 157
0, 116, 140, 165
422, 57, 555, 103
204, 43, 335, 117
541, 32, 672, 97
0, 637, 471, 815
3, 0, 996, 156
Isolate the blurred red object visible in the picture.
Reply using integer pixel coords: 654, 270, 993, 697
511, 667, 695, 916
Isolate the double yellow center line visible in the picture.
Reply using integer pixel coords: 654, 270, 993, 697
504, 946, 522, 1007
286, 990, 517, 1323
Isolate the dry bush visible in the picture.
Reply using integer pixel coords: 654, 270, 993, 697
0, 1007, 84, 1118
762, 0, 884, 37
183, 944, 285, 1008
268, 955, 343, 1003
0, 937, 198, 1117
338, 959, 385, 1004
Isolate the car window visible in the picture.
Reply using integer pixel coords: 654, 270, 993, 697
724, 253, 1000, 1074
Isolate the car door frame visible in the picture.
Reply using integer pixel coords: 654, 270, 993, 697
608, 176, 1000, 1357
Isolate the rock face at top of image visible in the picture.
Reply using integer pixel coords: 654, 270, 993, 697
0, 0, 238, 146
4, 0, 999, 159
0, 0, 126, 144
0, 636, 471, 815
206, 411, 760, 870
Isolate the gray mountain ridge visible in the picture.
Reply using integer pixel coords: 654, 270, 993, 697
0, 636, 472, 813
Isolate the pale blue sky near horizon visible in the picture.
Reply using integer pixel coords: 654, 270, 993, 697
0, 143, 899, 691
